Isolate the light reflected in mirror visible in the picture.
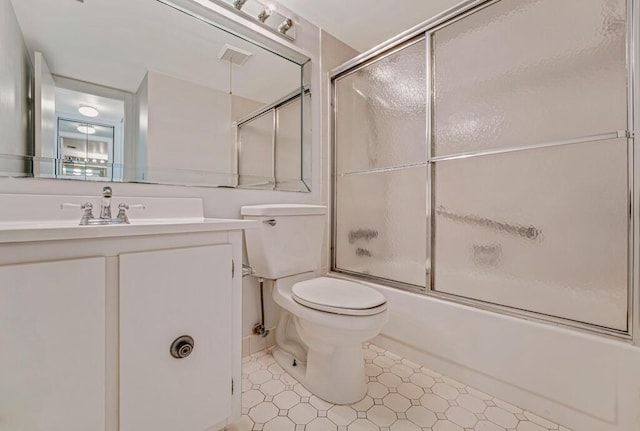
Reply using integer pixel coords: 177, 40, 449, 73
0, 0, 311, 191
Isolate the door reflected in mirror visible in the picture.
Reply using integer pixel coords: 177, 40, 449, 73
0, 0, 311, 192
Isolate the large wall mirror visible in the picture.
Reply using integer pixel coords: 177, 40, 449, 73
0, 0, 311, 192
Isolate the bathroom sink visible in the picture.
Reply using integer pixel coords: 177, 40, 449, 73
0, 193, 255, 243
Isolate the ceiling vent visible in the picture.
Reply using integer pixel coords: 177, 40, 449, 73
217, 44, 252, 66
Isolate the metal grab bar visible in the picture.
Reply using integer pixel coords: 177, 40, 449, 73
435, 205, 541, 240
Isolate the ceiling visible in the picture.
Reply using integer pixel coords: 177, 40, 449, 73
277, 0, 462, 52
55, 88, 125, 125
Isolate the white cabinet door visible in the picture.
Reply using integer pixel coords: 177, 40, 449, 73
119, 245, 233, 431
0, 257, 106, 431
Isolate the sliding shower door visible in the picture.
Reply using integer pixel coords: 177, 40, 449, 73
333, 38, 428, 289
430, 0, 630, 332
332, 0, 632, 334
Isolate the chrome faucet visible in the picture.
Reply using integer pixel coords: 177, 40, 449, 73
100, 186, 112, 220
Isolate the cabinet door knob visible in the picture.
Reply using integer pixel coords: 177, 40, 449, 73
170, 335, 195, 359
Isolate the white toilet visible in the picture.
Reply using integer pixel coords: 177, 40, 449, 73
241, 204, 388, 405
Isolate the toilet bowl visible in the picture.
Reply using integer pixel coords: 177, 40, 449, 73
271, 273, 388, 404
241, 204, 389, 405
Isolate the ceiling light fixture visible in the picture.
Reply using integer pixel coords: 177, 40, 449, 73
233, 0, 247, 10
278, 18, 293, 34
258, 7, 272, 22
78, 105, 99, 117
77, 125, 96, 135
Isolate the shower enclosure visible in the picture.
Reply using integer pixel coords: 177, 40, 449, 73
331, 0, 634, 336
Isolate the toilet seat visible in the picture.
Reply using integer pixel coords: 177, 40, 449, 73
292, 277, 387, 316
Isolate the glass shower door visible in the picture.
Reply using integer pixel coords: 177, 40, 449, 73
333, 38, 428, 288
430, 0, 630, 331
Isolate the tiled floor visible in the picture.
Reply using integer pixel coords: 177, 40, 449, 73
235, 343, 570, 431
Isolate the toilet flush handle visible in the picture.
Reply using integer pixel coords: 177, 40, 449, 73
263, 219, 277, 226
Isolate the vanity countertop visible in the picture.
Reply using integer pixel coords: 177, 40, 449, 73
0, 193, 255, 244
0, 218, 256, 244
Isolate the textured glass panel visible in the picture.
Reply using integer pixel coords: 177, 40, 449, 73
335, 166, 426, 287
433, 0, 627, 157
335, 38, 426, 174
238, 111, 274, 187
433, 139, 628, 330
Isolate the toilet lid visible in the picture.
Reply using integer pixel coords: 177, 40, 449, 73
292, 277, 387, 316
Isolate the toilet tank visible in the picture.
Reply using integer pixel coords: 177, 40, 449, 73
241, 204, 326, 279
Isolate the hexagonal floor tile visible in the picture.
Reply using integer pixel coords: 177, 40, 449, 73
432, 419, 464, 431
263, 416, 295, 431
517, 421, 548, 431
273, 391, 301, 410
432, 382, 459, 400
485, 406, 519, 428
397, 382, 423, 400
367, 381, 389, 399
288, 402, 318, 425
383, 393, 411, 412
365, 363, 383, 377
347, 418, 379, 431
409, 372, 435, 389
248, 369, 273, 385
242, 389, 265, 409
327, 405, 357, 426
390, 363, 413, 378
366, 405, 396, 427
350, 395, 374, 412
241, 345, 567, 431
307, 417, 338, 431
373, 355, 396, 369
419, 393, 449, 413
445, 406, 477, 428
249, 402, 278, 424
475, 420, 506, 431
405, 405, 437, 428
260, 379, 285, 396
389, 419, 421, 431
456, 393, 487, 413
378, 372, 402, 388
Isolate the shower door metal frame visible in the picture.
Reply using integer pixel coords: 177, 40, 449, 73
329, 0, 639, 341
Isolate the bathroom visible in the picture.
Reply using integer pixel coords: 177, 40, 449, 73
0, 0, 637, 430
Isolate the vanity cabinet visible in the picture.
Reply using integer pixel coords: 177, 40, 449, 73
119, 245, 233, 431
0, 195, 251, 431
0, 257, 107, 431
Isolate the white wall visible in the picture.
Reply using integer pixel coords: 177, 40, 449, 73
0, 0, 31, 175
137, 70, 234, 186
134, 73, 149, 182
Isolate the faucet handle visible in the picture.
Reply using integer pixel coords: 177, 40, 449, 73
122, 204, 145, 210
116, 203, 145, 224
61, 202, 94, 225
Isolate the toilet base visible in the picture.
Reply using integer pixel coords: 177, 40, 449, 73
272, 347, 307, 384
272, 344, 367, 405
